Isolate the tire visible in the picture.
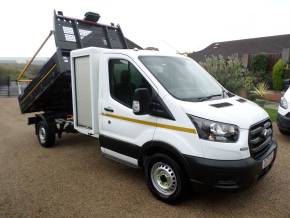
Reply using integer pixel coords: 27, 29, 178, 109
279, 128, 290, 135
143, 153, 188, 204
36, 120, 55, 148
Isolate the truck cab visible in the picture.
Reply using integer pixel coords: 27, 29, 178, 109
278, 87, 290, 135
70, 47, 277, 203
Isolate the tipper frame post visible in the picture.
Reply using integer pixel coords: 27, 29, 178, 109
17, 31, 53, 81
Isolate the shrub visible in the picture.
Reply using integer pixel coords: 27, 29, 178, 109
254, 82, 268, 98
200, 55, 252, 95
244, 75, 256, 99
272, 59, 285, 90
244, 76, 255, 92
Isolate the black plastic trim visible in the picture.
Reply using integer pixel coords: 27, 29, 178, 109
185, 140, 277, 189
141, 141, 192, 175
150, 93, 175, 120
236, 98, 247, 103
248, 118, 272, 159
99, 135, 142, 160
210, 102, 233, 108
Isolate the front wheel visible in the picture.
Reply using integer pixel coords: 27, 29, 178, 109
144, 153, 188, 204
278, 127, 290, 135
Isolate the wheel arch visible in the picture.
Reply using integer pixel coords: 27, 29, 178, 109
141, 141, 192, 179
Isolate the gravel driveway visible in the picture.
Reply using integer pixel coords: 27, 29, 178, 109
0, 98, 290, 217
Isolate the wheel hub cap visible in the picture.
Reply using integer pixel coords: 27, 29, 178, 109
150, 162, 177, 196
39, 127, 46, 144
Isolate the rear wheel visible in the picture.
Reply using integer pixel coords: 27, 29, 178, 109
36, 120, 55, 148
144, 153, 188, 204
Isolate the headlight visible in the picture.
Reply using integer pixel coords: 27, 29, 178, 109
187, 115, 239, 142
280, 97, 288, 109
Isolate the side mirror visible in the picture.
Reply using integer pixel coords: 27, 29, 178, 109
132, 88, 151, 115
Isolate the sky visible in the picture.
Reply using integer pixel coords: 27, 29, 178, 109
0, 0, 290, 57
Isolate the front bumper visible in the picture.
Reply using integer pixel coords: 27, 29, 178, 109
277, 113, 290, 131
184, 140, 277, 190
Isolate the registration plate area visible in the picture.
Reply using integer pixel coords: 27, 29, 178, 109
262, 151, 274, 169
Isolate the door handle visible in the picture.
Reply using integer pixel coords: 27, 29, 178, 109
104, 107, 114, 112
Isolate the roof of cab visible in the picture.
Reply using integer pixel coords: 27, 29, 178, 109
71, 47, 188, 60
103, 48, 186, 58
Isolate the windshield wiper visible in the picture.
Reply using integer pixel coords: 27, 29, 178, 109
198, 94, 223, 102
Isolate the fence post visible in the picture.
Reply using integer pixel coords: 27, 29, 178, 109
7, 76, 10, 97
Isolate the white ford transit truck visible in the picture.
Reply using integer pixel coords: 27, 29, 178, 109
18, 11, 277, 203
68, 47, 277, 203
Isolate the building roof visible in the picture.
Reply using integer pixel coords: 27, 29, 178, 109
126, 38, 142, 49
189, 34, 290, 62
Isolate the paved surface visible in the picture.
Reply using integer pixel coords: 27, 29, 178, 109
0, 98, 290, 218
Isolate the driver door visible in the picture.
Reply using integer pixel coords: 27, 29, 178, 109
100, 54, 157, 162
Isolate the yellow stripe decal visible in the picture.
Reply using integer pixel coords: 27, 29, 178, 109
20, 64, 57, 103
102, 112, 197, 134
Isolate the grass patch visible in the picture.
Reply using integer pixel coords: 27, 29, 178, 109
264, 108, 278, 122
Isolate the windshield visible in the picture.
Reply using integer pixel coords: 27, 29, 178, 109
139, 56, 224, 102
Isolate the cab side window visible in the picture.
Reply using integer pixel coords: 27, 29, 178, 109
109, 59, 152, 108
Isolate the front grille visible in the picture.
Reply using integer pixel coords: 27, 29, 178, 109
248, 119, 272, 159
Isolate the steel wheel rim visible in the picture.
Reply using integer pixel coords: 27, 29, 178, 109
150, 162, 177, 196
39, 126, 46, 144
